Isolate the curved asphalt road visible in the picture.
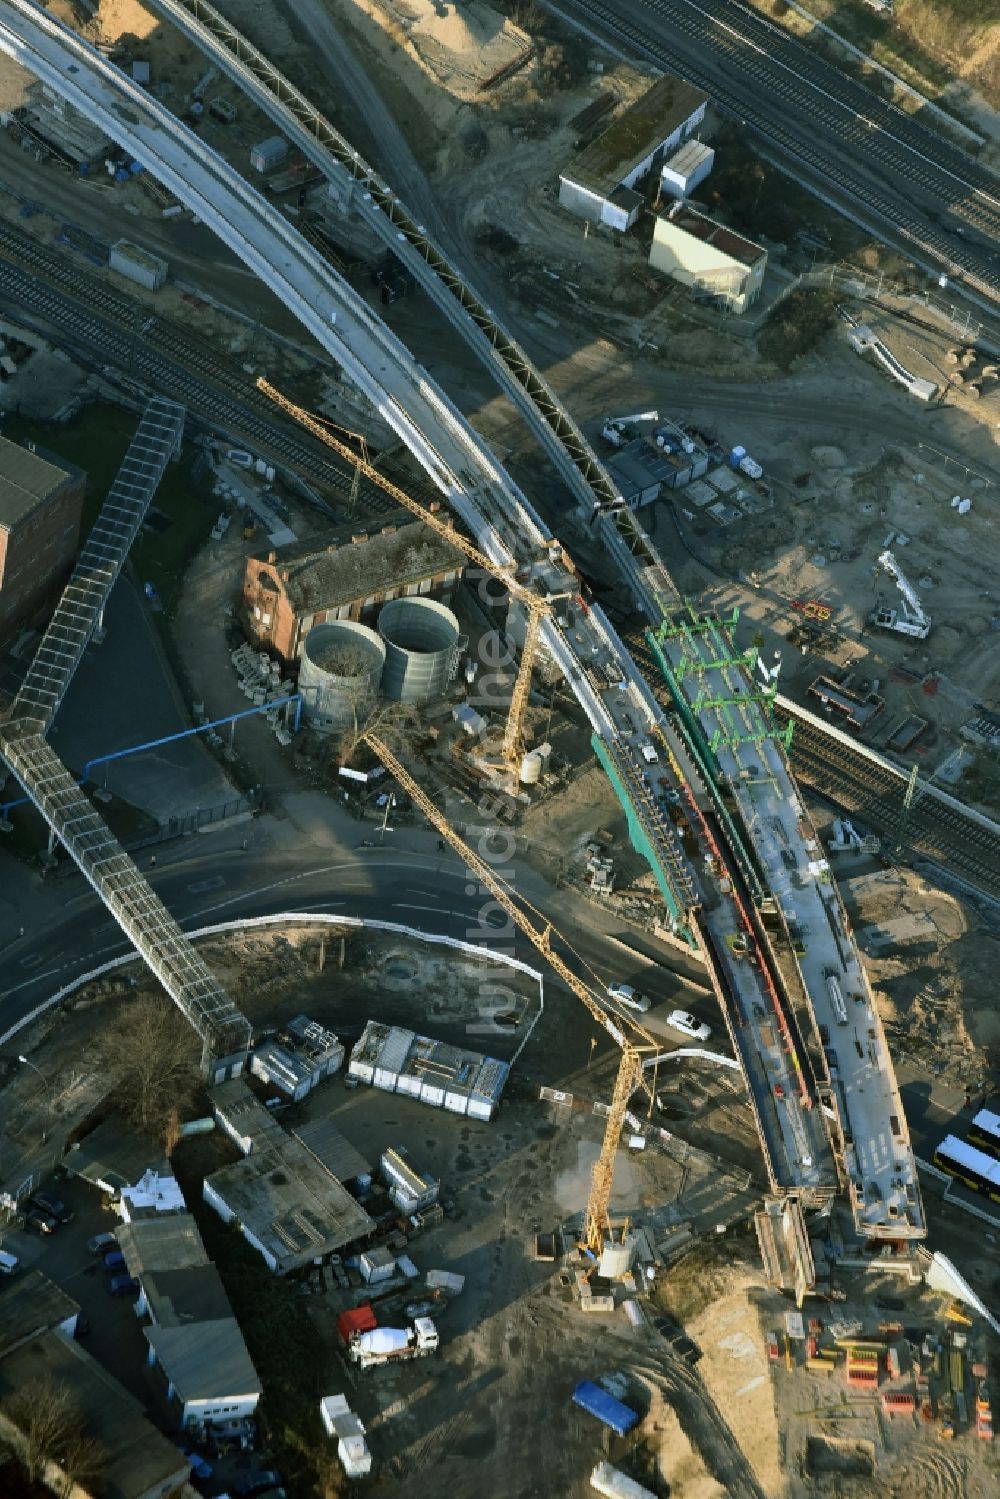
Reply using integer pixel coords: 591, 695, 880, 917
0, 827, 709, 1051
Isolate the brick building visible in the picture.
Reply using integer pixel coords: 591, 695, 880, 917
0, 436, 84, 650
241, 510, 466, 663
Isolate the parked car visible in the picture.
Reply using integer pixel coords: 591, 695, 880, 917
87, 1232, 117, 1256
491, 1009, 521, 1029
106, 1274, 139, 1297
103, 1250, 126, 1271
30, 1192, 72, 1225
666, 1009, 711, 1042
607, 982, 651, 1014
24, 1208, 57, 1235
233, 1472, 284, 1498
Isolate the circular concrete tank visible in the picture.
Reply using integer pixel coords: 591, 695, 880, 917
378, 597, 460, 704
298, 621, 385, 735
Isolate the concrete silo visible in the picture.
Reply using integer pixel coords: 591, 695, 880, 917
378, 597, 460, 704
298, 621, 385, 735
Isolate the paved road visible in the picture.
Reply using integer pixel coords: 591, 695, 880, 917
0, 816, 713, 1063
548, 0, 1000, 307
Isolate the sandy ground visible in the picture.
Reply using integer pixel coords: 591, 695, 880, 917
670, 393, 1000, 814
841, 865, 998, 1073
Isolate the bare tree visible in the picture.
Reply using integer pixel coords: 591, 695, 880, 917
313, 645, 419, 764
100, 993, 200, 1145
1, 1378, 104, 1491
338, 696, 418, 765
56, 1426, 106, 1498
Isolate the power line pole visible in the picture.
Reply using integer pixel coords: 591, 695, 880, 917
896, 762, 919, 855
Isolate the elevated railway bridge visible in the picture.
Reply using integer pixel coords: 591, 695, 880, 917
0, 0, 924, 1247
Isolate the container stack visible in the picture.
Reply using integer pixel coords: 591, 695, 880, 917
845, 1345, 880, 1389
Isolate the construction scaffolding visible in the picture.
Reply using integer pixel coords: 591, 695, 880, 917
650, 604, 794, 761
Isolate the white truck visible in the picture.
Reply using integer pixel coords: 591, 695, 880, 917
347, 1317, 439, 1371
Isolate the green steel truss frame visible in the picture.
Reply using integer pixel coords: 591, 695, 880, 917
591, 734, 697, 949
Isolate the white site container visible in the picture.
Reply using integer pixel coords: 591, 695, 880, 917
250, 134, 288, 173
109, 238, 168, 292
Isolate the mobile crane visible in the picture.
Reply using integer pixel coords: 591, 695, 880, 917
871, 549, 932, 640
257, 377, 555, 770
365, 732, 658, 1256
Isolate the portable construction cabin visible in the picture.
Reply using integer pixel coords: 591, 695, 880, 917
381, 1146, 440, 1214
359, 1247, 396, 1284
250, 135, 288, 173
591, 1462, 657, 1499
660, 139, 715, 200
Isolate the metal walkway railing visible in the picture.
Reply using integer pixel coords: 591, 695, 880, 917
0, 729, 251, 1064
10, 397, 185, 733
0, 396, 251, 1071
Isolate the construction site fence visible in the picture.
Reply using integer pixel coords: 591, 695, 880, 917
0, 912, 544, 1053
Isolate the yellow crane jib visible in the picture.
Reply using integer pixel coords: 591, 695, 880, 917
257, 377, 550, 772
365, 732, 657, 1255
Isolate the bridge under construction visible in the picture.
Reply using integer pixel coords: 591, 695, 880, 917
0, 0, 924, 1254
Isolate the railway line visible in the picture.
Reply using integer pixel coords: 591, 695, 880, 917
0, 222, 406, 515
0, 0, 928, 1236
625, 629, 1000, 907
554, 0, 1000, 306
779, 713, 1000, 907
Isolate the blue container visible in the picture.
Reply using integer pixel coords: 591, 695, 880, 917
129, 160, 144, 176
114, 168, 129, 183
572, 1379, 639, 1437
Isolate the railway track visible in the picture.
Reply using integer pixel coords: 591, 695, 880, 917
556, 0, 1000, 305
779, 713, 1000, 905
624, 629, 1000, 907
0, 220, 408, 516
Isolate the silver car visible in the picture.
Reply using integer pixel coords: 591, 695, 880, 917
607, 982, 651, 1014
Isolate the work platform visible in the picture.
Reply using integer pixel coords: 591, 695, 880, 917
650, 606, 924, 1242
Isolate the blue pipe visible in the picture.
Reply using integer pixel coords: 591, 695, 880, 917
0, 696, 301, 816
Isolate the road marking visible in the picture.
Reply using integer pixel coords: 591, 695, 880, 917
18, 953, 45, 969
257, 901, 345, 913
393, 903, 444, 915
188, 876, 226, 894
406, 888, 440, 899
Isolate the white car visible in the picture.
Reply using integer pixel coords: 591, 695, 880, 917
607, 982, 651, 1014
666, 1009, 711, 1042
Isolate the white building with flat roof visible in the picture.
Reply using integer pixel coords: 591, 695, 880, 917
559, 76, 708, 232
650, 206, 767, 313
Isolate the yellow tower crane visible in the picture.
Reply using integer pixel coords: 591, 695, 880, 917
365, 731, 658, 1256
257, 377, 551, 772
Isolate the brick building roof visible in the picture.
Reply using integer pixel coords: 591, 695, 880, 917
0, 436, 71, 531
253, 512, 465, 615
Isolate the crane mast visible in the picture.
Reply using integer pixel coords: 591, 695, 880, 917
365, 732, 656, 1254
258, 378, 550, 772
